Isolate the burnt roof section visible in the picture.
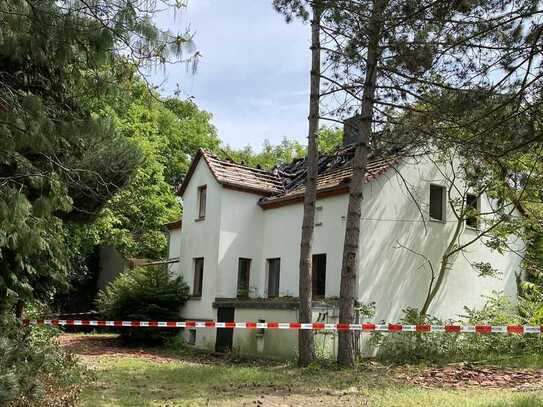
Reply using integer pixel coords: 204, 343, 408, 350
259, 145, 397, 208
177, 146, 397, 206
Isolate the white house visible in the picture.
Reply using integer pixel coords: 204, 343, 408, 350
166, 139, 524, 359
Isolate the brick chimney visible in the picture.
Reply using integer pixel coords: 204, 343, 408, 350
343, 115, 361, 146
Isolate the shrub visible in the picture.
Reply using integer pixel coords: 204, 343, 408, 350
0, 315, 85, 406
96, 266, 190, 345
372, 293, 543, 364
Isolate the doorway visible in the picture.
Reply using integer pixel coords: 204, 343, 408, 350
215, 307, 234, 352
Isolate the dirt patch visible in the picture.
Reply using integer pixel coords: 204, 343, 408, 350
57, 334, 186, 364
399, 364, 543, 390
58, 334, 285, 367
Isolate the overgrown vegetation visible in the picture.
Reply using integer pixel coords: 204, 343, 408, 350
373, 293, 543, 365
0, 316, 86, 406
96, 266, 190, 345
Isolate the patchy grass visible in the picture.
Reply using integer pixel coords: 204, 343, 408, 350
65, 334, 543, 407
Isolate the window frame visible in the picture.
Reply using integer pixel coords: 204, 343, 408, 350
429, 184, 446, 222
266, 258, 281, 298
237, 258, 252, 298
197, 185, 207, 220
465, 193, 480, 229
193, 257, 204, 297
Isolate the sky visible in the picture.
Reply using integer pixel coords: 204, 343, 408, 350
152, 1, 312, 150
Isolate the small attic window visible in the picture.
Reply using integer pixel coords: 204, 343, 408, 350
197, 185, 207, 220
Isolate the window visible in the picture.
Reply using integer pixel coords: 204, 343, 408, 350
187, 329, 196, 345
257, 319, 265, 337
312, 254, 326, 298
267, 258, 280, 298
465, 194, 479, 229
197, 185, 207, 219
315, 206, 323, 226
429, 184, 446, 221
237, 258, 251, 298
193, 258, 204, 297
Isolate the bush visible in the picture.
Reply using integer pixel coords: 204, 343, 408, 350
0, 315, 85, 406
96, 266, 190, 345
372, 293, 543, 365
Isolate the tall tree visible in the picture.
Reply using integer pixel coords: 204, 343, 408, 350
273, 0, 324, 366
297, 3, 322, 367
0, 0, 195, 314
317, 0, 543, 366
336, 0, 386, 367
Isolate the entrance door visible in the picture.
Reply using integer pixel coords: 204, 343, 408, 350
215, 307, 234, 352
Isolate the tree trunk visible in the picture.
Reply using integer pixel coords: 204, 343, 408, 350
337, 0, 385, 367
298, 4, 321, 368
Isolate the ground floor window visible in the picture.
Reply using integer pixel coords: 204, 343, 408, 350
267, 258, 280, 298
193, 257, 204, 297
187, 329, 196, 345
237, 258, 251, 297
312, 253, 326, 298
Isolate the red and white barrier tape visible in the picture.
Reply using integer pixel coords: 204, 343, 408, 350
22, 320, 543, 334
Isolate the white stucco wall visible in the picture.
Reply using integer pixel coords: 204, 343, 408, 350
169, 154, 524, 355
174, 161, 222, 322
217, 188, 264, 298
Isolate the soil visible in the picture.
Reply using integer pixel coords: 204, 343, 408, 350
398, 363, 543, 391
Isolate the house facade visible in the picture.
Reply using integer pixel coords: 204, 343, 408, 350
166, 145, 524, 359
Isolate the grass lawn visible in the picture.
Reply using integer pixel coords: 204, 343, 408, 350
72, 335, 543, 407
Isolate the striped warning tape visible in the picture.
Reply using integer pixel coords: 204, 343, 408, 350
22, 320, 543, 334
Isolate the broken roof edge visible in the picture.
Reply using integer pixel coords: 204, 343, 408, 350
259, 156, 400, 209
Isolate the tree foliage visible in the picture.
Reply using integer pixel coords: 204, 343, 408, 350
71, 75, 220, 260
0, 0, 195, 313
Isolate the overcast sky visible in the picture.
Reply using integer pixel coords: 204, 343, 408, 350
152, 1, 311, 150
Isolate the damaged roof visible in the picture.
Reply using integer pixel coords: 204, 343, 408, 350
177, 149, 285, 197
177, 146, 397, 208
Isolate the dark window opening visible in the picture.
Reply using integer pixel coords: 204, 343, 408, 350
257, 319, 265, 337
312, 254, 326, 298
197, 185, 207, 219
188, 329, 196, 345
193, 257, 204, 297
465, 194, 479, 228
267, 258, 280, 298
237, 258, 251, 298
429, 184, 445, 221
